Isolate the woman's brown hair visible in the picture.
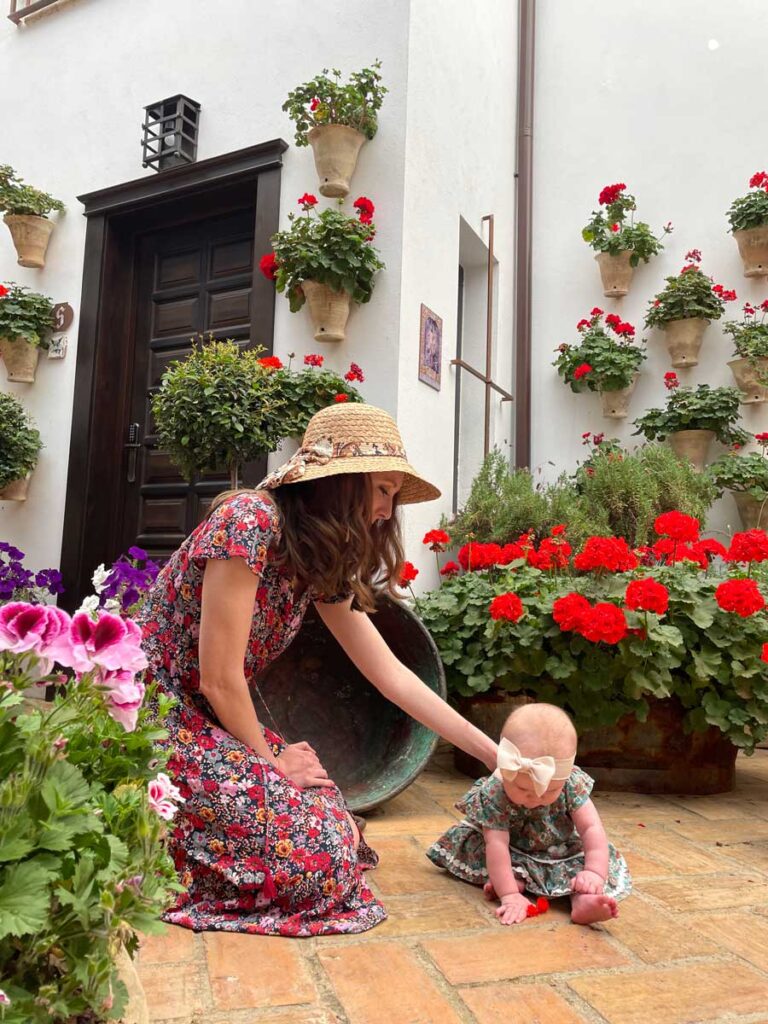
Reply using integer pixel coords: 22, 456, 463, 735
210, 475, 404, 613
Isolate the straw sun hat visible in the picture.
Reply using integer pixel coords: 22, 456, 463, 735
258, 403, 440, 505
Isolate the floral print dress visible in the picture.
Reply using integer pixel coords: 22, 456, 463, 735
137, 492, 386, 936
426, 768, 631, 900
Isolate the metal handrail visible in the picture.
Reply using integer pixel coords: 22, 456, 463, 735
8, 0, 68, 24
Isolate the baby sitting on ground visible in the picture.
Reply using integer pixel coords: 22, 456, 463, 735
426, 702, 631, 925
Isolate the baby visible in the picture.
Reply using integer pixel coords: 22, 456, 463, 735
427, 702, 631, 925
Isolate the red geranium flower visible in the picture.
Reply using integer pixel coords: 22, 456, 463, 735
716, 578, 765, 617
756, 432, 768, 445
605, 313, 621, 328
259, 252, 278, 281
552, 592, 591, 632
761, 642, 768, 663
625, 578, 669, 615
423, 529, 451, 552
590, 307, 603, 317
551, 524, 566, 536
440, 561, 460, 577
298, 193, 318, 208
528, 537, 572, 570
613, 321, 635, 337
489, 592, 524, 623
727, 530, 768, 564
344, 362, 365, 383
574, 536, 639, 573
579, 603, 628, 644
257, 355, 283, 370
654, 511, 700, 543
457, 543, 502, 571
399, 561, 419, 586
598, 182, 626, 206
497, 542, 525, 565
750, 171, 768, 190
664, 371, 679, 391
685, 249, 702, 262
761, 300, 768, 313
576, 319, 591, 331
353, 196, 375, 223
0, 284, 8, 298
334, 393, 349, 403
573, 363, 593, 380
696, 538, 728, 561
310, 97, 320, 111
304, 353, 324, 367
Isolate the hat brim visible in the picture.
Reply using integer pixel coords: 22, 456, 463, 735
277, 455, 440, 505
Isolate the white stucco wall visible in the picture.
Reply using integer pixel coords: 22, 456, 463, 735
0, 0, 410, 572
532, 0, 768, 540
396, 0, 518, 590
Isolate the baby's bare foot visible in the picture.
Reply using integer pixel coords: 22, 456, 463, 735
483, 881, 497, 901
571, 893, 618, 925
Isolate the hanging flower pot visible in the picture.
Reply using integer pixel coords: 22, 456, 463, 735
301, 279, 352, 342
4, 213, 55, 269
595, 250, 635, 297
600, 373, 639, 419
734, 226, 768, 278
0, 473, 32, 501
727, 173, 768, 277
663, 317, 709, 368
668, 429, 715, 472
733, 490, 768, 531
728, 357, 768, 403
308, 125, 366, 199
0, 335, 40, 382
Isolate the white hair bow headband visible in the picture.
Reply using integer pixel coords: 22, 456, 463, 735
496, 737, 575, 796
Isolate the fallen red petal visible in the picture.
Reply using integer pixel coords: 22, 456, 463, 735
536, 896, 550, 913
525, 904, 539, 918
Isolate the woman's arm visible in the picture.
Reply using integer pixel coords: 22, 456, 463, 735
314, 599, 498, 772
199, 558, 332, 786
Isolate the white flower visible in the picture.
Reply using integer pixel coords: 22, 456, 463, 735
148, 772, 184, 820
0, 990, 10, 1006
76, 594, 100, 618
91, 563, 110, 594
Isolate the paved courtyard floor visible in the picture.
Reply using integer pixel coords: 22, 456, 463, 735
136, 745, 768, 1024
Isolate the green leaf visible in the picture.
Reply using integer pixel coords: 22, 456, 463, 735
0, 858, 57, 937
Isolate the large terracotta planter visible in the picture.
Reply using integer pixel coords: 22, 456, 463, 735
3, 213, 55, 269
114, 944, 149, 1024
595, 250, 634, 297
301, 280, 352, 342
0, 335, 40, 382
662, 317, 709, 368
728, 356, 768, 403
600, 374, 638, 419
453, 691, 736, 794
734, 225, 768, 278
0, 474, 31, 501
668, 428, 715, 472
308, 125, 366, 198
733, 490, 768, 531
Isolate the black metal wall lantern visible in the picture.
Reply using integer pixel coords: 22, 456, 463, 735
141, 95, 201, 172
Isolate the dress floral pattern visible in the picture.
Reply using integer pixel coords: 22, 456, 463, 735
137, 492, 386, 936
426, 768, 631, 900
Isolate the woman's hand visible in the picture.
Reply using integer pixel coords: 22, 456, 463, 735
276, 741, 335, 789
496, 892, 534, 925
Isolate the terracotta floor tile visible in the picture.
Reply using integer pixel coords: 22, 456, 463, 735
138, 925, 199, 965
720, 839, 768, 875
459, 982, 588, 1023
622, 850, 672, 879
423, 922, 629, 984
365, 812, 457, 837
665, 794, 768, 821
569, 962, 768, 1024
601, 896, 718, 962
688, 910, 768, 971
318, 941, 464, 1024
203, 932, 316, 1010
373, 889, 488, 936
666, 816, 768, 844
139, 961, 208, 1022
367, 836, 458, 895
621, 828, 738, 874
642, 872, 768, 911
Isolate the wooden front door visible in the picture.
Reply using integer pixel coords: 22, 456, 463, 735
119, 207, 257, 562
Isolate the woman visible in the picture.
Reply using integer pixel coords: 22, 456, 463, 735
138, 402, 497, 936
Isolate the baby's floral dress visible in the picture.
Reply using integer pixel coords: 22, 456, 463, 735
426, 768, 631, 900
137, 492, 385, 936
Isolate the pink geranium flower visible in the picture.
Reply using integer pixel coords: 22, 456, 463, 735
0, 602, 71, 656
148, 772, 184, 820
101, 669, 146, 732
66, 612, 147, 675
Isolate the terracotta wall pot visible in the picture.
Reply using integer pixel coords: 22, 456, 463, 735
595, 250, 634, 297
0, 336, 39, 382
733, 490, 768, 531
301, 280, 352, 342
600, 374, 638, 419
114, 944, 149, 1024
454, 690, 736, 794
734, 225, 768, 278
3, 213, 55, 269
308, 125, 366, 198
728, 356, 768, 403
0, 474, 31, 501
663, 317, 709, 368
668, 428, 715, 472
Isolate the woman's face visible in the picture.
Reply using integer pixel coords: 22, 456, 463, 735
369, 471, 403, 525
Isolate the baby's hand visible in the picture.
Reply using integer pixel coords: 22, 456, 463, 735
495, 892, 534, 926
571, 870, 605, 895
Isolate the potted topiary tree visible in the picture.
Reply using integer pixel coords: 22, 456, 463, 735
553, 308, 646, 418
724, 299, 768, 403
644, 250, 736, 367
728, 171, 768, 277
0, 165, 65, 269
283, 62, 387, 197
633, 376, 748, 471
582, 182, 672, 297
708, 435, 768, 530
0, 392, 42, 501
262, 194, 384, 343
0, 282, 54, 382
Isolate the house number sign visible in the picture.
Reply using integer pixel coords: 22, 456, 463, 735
52, 302, 74, 333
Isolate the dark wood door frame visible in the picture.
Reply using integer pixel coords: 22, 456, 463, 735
60, 139, 288, 609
